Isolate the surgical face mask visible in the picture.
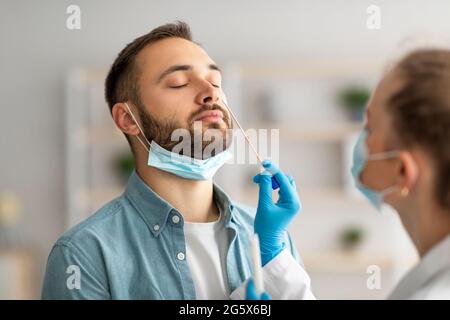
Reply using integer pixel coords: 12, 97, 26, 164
124, 103, 231, 180
351, 128, 400, 210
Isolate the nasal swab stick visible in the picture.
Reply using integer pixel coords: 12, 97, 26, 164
222, 99, 264, 167
251, 234, 264, 294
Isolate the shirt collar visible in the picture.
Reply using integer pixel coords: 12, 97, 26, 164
212, 183, 236, 226
124, 170, 174, 237
124, 170, 237, 236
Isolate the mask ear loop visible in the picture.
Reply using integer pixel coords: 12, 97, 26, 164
367, 150, 401, 161
365, 150, 403, 197
380, 184, 401, 197
124, 102, 151, 153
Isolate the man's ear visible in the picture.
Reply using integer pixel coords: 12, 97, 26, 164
111, 102, 140, 136
397, 151, 419, 192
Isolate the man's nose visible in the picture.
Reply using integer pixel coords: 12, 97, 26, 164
194, 81, 220, 105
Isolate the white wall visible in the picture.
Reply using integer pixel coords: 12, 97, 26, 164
1, 0, 449, 297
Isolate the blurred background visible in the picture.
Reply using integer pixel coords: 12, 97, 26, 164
2, 0, 450, 299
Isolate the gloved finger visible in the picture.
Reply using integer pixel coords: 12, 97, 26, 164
261, 292, 272, 300
254, 170, 280, 190
262, 160, 298, 203
246, 279, 260, 300
262, 160, 281, 190
286, 174, 297, 190
262, 160, 289, 189
261, 159, 278, 174
256, 171, 273, 205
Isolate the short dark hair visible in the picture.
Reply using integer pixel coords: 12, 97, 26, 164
105, 21, 192, 113
388, 49, 450, 209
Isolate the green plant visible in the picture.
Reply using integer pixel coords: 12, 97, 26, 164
114, 151, 135, 182
339, 226, 365, 251
338, 86, 370, 114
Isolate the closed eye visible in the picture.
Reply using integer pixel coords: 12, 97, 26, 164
169, 84, 188, 89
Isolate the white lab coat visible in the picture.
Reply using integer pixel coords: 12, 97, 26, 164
387, 234, 450, 299
231, 234, 450, 300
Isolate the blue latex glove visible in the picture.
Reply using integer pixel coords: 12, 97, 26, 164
254, 160, 302, 266
246, 279, 271, 300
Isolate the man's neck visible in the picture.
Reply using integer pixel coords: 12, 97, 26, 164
135, 161, 219, 223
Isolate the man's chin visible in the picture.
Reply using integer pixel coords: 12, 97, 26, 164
206, 124, 229, 133
198, 145, 230, 159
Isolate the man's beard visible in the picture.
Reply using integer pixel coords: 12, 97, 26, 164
137, 102, 233, 159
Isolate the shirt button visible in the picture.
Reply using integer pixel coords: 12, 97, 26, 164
153, 224, 160, 231
172, 215, 180, 224
177, 252, 185, 261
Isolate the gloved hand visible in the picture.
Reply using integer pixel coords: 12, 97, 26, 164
246, 279, 271, 300
254, 160, 302, 266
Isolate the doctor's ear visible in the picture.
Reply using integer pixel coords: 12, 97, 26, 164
111, 102, 141, 136
397, 151, 419, 194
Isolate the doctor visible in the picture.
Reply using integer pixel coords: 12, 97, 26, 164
244, 49, 450, 300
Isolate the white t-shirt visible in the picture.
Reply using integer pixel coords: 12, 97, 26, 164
184, 209, 231, 300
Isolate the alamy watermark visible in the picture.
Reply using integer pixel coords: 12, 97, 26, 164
66, 265, 81, 290
168, 121, 279, 165
66, 5, 81, 30
366, 264, 382, 290
366, 5, 381, 30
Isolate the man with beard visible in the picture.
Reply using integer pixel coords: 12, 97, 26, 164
41, 21, 300, 299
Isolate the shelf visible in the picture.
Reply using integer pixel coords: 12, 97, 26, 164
242, 122, 362, 142
282, 122, 362, 142
77, 185, 366, 214
302, 251, 393, 273
237, 59, 381, 78
228, 185, 367, 207
74, 121, 362, 146
72, 125, 125, 146
0, 249, 34, 299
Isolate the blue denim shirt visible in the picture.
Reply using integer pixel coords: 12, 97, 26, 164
42, 170, 300, 299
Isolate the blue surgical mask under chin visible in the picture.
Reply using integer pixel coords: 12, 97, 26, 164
351, 128, 400, 210
147, 140, 231, 180
124, 102, 231, 180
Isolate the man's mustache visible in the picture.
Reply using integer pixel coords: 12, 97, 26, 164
189, 103, 231, 126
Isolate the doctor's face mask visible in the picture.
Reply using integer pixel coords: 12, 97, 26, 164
350, 69, 407, 211
351, 128, 401, 210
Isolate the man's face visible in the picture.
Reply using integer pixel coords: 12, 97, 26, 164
133, 37, 232, 158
